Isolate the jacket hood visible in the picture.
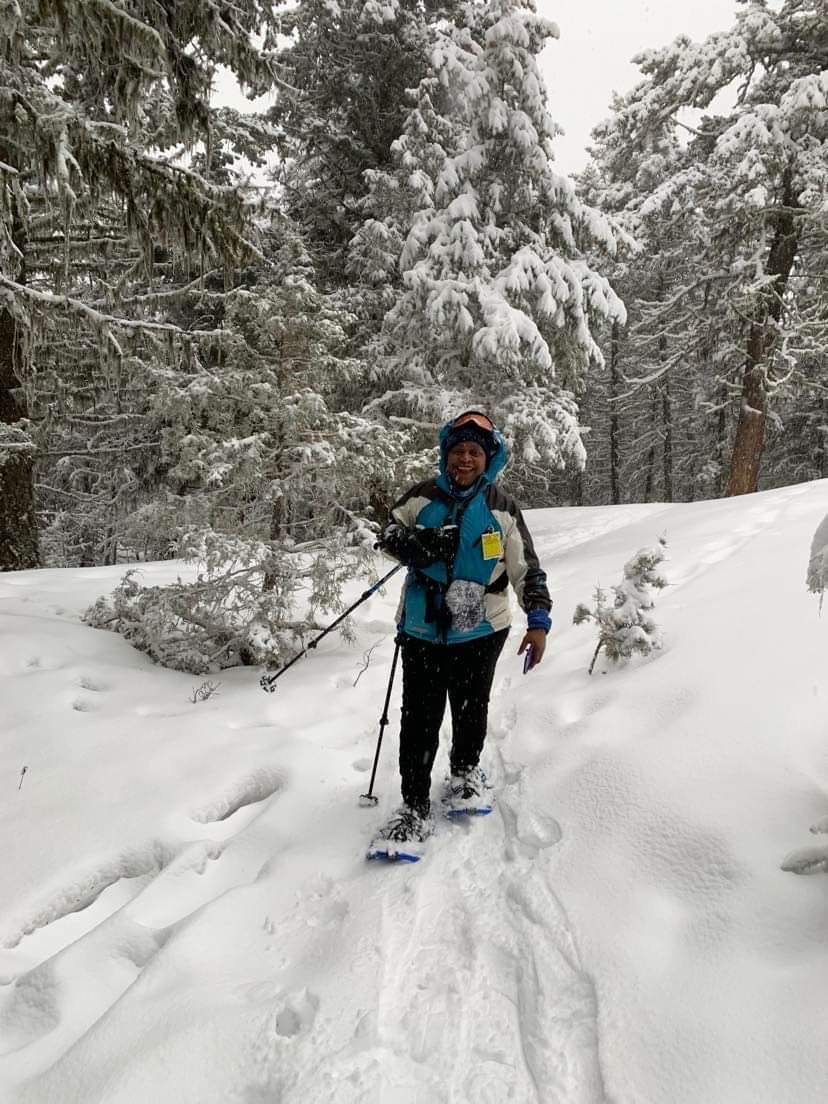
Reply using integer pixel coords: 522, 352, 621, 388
437, 417, 508, 494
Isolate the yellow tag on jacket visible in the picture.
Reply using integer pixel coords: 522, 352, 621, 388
481, 531, 503, 560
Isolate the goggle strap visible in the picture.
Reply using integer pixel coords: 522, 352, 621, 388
452, 411, 495, 432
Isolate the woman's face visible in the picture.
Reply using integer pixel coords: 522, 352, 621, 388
447, 440, 487, 486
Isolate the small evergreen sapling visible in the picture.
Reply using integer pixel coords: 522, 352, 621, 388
806, 512, 828, 611
574, 540, 667, 674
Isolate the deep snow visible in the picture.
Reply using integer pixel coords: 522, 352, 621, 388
1, 481, 827, 1103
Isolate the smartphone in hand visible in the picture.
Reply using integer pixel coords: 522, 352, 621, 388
523, 644, 533, 674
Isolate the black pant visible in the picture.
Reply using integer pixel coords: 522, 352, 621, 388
398, 628, 509, 812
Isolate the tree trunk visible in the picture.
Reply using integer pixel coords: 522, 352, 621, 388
609, 319, 621, 504
726, 168, 799, 496
822, 389, 828, 480
643, 389, 659, 502
659, 332, 673, 501
263, 485, 287, 592
572, 468, 584, 507
0, 310, 39, 569
716, 378, 728, 496
724, 329, 769, 496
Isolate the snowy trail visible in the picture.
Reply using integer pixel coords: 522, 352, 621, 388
1, 665, 606, 1102
2, 484, 828, 1102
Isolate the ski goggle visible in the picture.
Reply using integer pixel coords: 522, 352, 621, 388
451, 411, 495, 432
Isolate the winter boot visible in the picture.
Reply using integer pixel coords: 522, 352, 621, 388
367, 803, 434, 862
443, 766, 493, 816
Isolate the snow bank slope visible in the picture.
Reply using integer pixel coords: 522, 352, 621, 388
0, 481, 826, 1103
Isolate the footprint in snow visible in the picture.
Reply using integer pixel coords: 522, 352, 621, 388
77, 674, 106, 692
782, 844, 828, 875
302, 876, 350, 930
500, 761, 524, 786
272, 988, 319, 1039
189, 767, 284, 825
352, 757, 372, 773
515, 805, 562, 852
0, 961, 61, 1054
490, 703, 517, 741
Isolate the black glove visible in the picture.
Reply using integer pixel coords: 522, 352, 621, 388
417, 525, 459, 563
379, 523, 458, 569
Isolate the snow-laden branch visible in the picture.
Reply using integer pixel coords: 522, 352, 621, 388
87, 270, 225, 309
0, 277, 229, 340
86, 0, 167, 55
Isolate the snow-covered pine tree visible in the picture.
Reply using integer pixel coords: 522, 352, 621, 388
761, 257, 828, 489
574, 540, 668, 673
82, 218, 395, 673
577, 106, 735, 506
350, 0, 625, 502
0, 0, 278, 570
271, 0, 460, 290
600, 0, 828, 497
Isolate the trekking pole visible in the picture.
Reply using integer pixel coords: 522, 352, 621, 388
259, 563, 404, 693
359, 634, 403, 807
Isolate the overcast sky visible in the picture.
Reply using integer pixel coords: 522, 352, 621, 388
215, 1, 742, 176
538, 0, 740, 173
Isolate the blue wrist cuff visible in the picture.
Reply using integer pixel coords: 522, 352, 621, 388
527, 608, 552, 633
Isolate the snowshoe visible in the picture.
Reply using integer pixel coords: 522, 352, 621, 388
367, 804, 435, 863
442, 766, 494, 818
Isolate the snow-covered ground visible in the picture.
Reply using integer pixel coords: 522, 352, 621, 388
1, 481, 827, 1104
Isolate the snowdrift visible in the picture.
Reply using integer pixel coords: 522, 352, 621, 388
1, 481, 827, 1103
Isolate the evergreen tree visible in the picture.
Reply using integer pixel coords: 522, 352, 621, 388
579, 84, 758, 507
351, 0, 625, 502
597, 0, 828, 497
0, 0, 278, 569
271, 0, 459, 288
81, 218, 394, 673
574, 540, 668, 673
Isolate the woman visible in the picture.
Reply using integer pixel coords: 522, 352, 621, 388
373, 410, 552, 853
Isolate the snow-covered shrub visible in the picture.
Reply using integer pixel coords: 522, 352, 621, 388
574, 541, 668, 674
83, 529, 369, 674
806, 513, 828, 610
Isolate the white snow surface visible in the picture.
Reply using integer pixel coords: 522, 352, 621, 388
2, 481, 827, 1103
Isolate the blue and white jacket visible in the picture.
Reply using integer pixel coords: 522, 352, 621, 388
382, 423, 552, 645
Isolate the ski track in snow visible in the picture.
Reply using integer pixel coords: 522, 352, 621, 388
233, 681, 606, 1104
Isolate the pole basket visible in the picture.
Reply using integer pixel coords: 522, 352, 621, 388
358, 793, 379, 808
